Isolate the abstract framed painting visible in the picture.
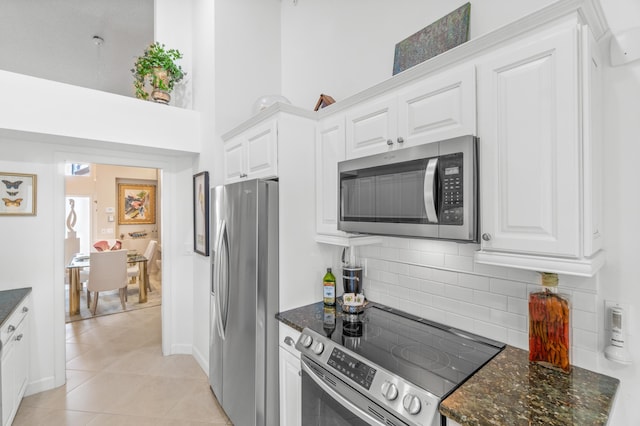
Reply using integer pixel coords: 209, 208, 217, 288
0, 172, 37, 216
393, 3, 471, 75
118, 183, 156, 225
193, 171, 209, 256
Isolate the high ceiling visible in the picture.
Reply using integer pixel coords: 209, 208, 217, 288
0, 0, 154, 98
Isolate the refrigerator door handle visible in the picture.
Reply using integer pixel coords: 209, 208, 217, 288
214, 220, 227, 340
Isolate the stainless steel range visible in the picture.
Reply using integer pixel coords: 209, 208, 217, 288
295, 304, 505, 426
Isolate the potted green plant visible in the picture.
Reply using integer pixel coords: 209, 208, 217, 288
131, 42, 185, 104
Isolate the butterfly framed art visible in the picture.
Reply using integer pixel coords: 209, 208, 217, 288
0, 172, 37, 216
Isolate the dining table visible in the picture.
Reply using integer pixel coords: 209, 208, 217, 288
66, 252, 149, 315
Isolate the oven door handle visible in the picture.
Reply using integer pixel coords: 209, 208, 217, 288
301, 359, 386, 426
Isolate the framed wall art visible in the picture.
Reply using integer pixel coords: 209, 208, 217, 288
118, 183, 156, 225
193, 171, 209, 256
393, 2, 471, 75
0, 172, 37, 216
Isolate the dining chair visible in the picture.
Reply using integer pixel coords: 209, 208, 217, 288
86, 249, 128, 315
127, 239, 158, 293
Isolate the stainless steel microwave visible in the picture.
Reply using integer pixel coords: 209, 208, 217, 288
338, 135, 478, 242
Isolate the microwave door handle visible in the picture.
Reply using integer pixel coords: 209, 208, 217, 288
424, 158, 439, 223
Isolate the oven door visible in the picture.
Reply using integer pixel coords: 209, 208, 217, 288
301, 357, 409, 426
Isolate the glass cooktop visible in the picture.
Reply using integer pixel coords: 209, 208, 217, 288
307, 304, 505, 398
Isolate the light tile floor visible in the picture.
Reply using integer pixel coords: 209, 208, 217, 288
14, 306, 232, 425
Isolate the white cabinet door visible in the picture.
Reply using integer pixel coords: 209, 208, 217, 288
477, 22, 580, 257
278, 347, 301, 426
223, 136, 245, 182
1, 339, 14, 426
1, 305, 29, 426
397, 64, 476, 147
279, 323, 301, 426
246, 120, 278, 179
315, 115, 346, 236
223, 119, 278, 184
345, 94, 397, 159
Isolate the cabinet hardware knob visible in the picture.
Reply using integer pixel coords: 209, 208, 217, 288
386, 139, 394, 146
15, 334, 23, 341
284, 336, 295, 346
22, 307, 28, 313
397, 137, 404, 144
239, 173, 248, 178
7, 325, 15, 332
482, 233, 492, 241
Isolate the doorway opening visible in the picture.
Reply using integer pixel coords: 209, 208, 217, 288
64, 162, 162, 323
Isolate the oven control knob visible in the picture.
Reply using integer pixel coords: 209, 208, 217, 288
402, 394, 422, 415
313, 342, 324, 355
300, 334, 313, 348
381, 381, 398, 401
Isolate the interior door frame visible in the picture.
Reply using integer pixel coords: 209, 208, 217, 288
53, 148, 191, 389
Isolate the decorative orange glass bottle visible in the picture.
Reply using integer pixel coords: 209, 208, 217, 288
528, 272, 571, 372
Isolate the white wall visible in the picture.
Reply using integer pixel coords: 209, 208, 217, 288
280, 0, 555, 109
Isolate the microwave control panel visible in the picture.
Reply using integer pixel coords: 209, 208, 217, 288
439, 152, 463, 225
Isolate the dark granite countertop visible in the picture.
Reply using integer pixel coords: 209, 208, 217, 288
277, 301, 619, 426
440, 345, 619, 426
0, 287, 32, 327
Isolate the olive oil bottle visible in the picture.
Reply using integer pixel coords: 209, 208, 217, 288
323, 268, 336, 306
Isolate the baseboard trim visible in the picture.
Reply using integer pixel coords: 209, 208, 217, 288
25, 376, 57, 397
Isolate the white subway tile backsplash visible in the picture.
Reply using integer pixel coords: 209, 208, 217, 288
507, 329, 529, 350
432, 295, 461, 312
379, 271, 399, 286
569, 291, 597, 313
505, 268, 541, 284
378, 246, 400, 261
458, 301, 491, 322
490, 310, 527, 332
421, 252, 446, 267
445, 312, 475, 332
444, 285, 474, 303
572, 347, 598, 371
399, 276, 423, 291
458, 243, 480, 257
573, 328, 598, 352
473, 320, 508, 343
573, 309, 597, 331
420, 280, 445, 296
473, 290, 508, 311
432, 269, 458, 285
473, 262, 510, 278
457, 273, 490, 291
490, 278, 528, 299
410, 290, 433, 306
409, 265, 433, 280
362, 247, 602, 370
507, 297, 529, 316
421, 305, 446, 323
444, 254, 474, 271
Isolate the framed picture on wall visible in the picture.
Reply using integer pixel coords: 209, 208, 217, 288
118, 183, 156, 224
193, 171, 209, 256
0, 172, 37, 216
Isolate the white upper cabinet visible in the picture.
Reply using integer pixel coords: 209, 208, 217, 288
223, 119, 278, 183
475, 16, 605, 276
345, 65, 476, 159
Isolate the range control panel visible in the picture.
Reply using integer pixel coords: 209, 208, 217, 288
327, 347, 376, 390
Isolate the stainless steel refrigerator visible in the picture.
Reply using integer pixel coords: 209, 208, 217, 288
209, 179, 279, 426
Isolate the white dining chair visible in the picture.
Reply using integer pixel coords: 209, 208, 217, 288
86, 249, 128, 315
127, 240, 158, 293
